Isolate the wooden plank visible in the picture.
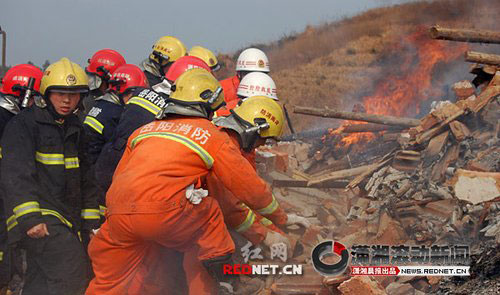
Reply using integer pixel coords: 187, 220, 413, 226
466, 51, 500, 66
293, 106, 420, 127
307, 164, 377, 186
431, 144, 459, 182
430, 25, 500, 44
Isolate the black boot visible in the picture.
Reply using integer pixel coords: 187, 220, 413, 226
202, 254, 235, 295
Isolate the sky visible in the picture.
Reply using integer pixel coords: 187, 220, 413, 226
0, 0, 415, 67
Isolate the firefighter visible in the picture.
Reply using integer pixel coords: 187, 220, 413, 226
186, 96, 310, 295
84, 49, 126, 113
220, 48, 270, 105
1, 58, 100, 295
0, 64, 43, 291
83, 64, 149, 164
216, 71, 278, 116
212, 96, 305, 246
94, 56, 211, 191
87, 68, 305, 295
140, 36, 187, 86
189, 46, 220, 72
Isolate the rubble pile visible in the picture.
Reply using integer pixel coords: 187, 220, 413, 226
250, 28, 500, 295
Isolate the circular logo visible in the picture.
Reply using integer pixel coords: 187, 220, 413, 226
311, 241, 349, 276
258, 59, 265, 68
66, 74, 77, 85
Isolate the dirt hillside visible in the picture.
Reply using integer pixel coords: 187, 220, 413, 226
216, 0, 500, 132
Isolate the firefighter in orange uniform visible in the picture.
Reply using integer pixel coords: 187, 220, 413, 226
87, 68, 305, 295
212, 96, 309, 246
185, 96, 312, 295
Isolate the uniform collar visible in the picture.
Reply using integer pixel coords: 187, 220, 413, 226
33, 105, 81, 128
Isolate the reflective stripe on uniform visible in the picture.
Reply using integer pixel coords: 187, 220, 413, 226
257, 194, 279, 215
0, 146, 2, 159
0, 251, 3, 262
127, 97, 161, 115
260, 217, 273, 227
35, 152, 79, 169
81, 209, 100, 220
6, 215, 17, 231
6, 208, 73, 231
130, 132, 214, 168
13, 201, 41, 218
41, 209, 73, 228
64, 157, 80, 169
84, 116, 104, 134
35, 152, 64, 165
235, 210, 256, 233
99, 205, 107, 216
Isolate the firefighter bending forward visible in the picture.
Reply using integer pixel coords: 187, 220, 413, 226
1, 58, 100, 295
87, 68, 297, 295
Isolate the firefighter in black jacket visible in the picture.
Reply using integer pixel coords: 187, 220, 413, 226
0, 58, 100, 295
0, 64, 43, 291
83, 64, 149, 164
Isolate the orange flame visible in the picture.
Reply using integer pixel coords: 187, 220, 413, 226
336, 29, 468, 147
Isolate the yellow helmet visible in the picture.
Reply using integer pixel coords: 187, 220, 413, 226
188, 46, 220, 71
150, 36, 187, 66
40, 57, 89, 96
232, 95, 284, 138
169, 68, 224, 111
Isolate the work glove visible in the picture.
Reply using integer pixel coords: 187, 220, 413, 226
186, 184, 208, 205
286, 214, 311, 228
263, 231, 292, 262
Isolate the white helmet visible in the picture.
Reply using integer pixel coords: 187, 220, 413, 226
237, 72, 278, 100
236, 48, 270, 72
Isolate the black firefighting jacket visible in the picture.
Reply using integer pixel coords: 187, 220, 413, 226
0, 105, 100, 243
0, 94, 17, 267
83, 92, 123, 164
94, 88, 167, 191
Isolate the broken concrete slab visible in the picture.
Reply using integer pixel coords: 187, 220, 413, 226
452, 169, 500, 204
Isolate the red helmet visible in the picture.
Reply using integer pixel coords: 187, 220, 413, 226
0, 64, 43, 97
109, 64, 149, 94
86, 49, 126, 78
165, 56, 211, 82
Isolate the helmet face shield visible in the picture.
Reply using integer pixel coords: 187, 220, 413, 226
87, 74, 102, 91
210, 64, 221, 72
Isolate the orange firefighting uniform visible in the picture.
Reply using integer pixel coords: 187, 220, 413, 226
185, 133, 284, 295
213, 133, 283, 245
216, 75, 241, 117
220, 75, 240, 105
86, 116, 287, 295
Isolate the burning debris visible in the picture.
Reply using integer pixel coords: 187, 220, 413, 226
251, 26, 500, 294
